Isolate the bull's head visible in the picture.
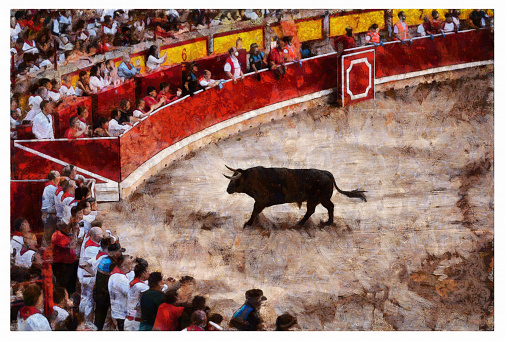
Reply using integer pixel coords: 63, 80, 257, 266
224, 165, 244, 194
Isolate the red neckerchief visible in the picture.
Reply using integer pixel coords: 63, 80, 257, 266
20, 247, 29, 256
84, 238, 99, 249
78, 117, 86, 123
45, 181, 55, 188
96, 251, 107, 260
25, 40, 34, 47
61, 192, 74, 200
103, 23, 113, 30
13, 231, 23, 237
15, 46, 23, 54
126, 62, 133, 70
110, 267, 125, 276
55, 186, 63, 196
19, 306, 41, 320
130, 277, 144, 288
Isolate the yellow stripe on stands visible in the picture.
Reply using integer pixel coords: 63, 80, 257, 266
392, 9, 449, 26
161, 39, 208, 66
295, 19, 323, 42
213, 29, 263, 54
271, 25, 283, 38
459, 9, 494, 19
330, 11, 385, 37
131, 55, 147, 73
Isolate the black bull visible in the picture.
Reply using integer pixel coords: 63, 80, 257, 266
224, 166, 367, 227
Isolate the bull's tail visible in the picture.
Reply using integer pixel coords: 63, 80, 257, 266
332, 175, 367, 202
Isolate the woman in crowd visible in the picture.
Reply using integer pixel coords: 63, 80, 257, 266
146, 45, 167, 71
88, 65, 110, 93
93, 117, 112, 137
75, 70, 91, 96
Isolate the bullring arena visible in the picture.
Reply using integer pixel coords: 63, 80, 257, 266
10, 9, 494, 331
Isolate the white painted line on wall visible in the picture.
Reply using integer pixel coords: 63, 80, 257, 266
13, 142, 118, 185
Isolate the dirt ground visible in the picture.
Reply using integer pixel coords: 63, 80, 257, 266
100, 66, 494, 331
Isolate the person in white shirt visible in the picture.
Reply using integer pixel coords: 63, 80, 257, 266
24, 87, 47, 122
124, 262, 149, 330
103, 15, 118, 35
441, 13, 457, 33
109, 109, 131, 136
14, 234, 37, 268
76, 106, 91, 134
78, 227, 103, 321
199, 70, 222, 90
22, 30, 40, 55
51, 287, 72, 329
32, 100, 55, 140
108, 254, 133, 330
41, 170, 60, 245
224, 47, 244, 83
11, 218, 31, 259
17, 284, 52, 331
146, 45, 167, 71
89, 65, 110, 93
60, 75, 77, 97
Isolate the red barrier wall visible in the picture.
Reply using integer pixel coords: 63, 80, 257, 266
11, 181, 46, 234
134, 64, 183, 100
90, 80, 136, 126
53, 96, 93, 138
12, 138, 121, 182
345, 29, 494, 79
119, 53, 339, 179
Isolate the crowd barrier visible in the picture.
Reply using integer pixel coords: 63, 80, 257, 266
10, 28, 494, 235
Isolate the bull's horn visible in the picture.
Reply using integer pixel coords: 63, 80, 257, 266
223, 173, 233, 179
225, 165, 237, 172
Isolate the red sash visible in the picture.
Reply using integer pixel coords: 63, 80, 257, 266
96, 251, 107, 260
111, 267, 125, 276
19, 306, 41, 320
130, 277, 144, 288
61, 192, 74, 201
84, 238, 99, 249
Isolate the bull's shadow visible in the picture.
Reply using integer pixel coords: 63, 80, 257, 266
250, 212, 352, 235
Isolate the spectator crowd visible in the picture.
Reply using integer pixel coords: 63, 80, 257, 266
10, 168, 299, 331
10, 9, 492, 140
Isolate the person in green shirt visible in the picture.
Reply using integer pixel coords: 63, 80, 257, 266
139, 272, 166, 331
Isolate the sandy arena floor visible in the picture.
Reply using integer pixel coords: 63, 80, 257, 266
100, 67, 494, 330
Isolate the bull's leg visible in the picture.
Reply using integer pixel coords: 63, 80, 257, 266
297, 200, 318, 226
244, 202, 265, 228
321, 199, 334, 225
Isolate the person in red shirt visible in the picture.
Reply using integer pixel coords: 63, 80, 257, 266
268, 37, 286, 80
430, 10, 443, 35
153, 291, 184, 331
142, 86, 166, 113
51, 221, 78, 295
157, 82, 182, 104
334, 26, 356, 53
64, 116, 89, 139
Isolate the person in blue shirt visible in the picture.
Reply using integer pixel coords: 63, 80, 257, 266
248, 43, 267, 81
117, 53, 141, 80
229, 289, 267, 331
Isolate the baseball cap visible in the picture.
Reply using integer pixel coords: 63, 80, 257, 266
245, 289, 267, 301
